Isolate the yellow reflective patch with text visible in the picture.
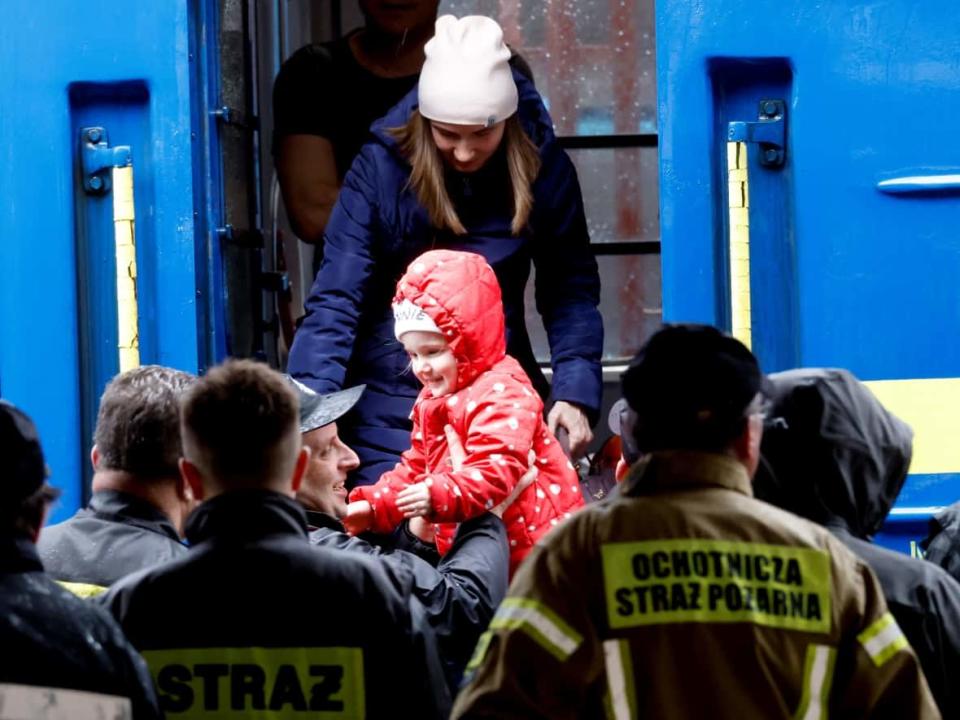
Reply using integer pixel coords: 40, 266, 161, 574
142, 647, 364, 719
602, 539, 831, 633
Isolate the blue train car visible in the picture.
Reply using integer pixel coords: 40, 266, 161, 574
0, 0, 956, 556
657, 0, 960, 552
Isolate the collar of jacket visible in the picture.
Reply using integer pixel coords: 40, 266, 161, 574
620, 450, 754, 498
0, 534, 43, 574
305, 509, 344, 532
88, 489, 181, 543
185, 490, 309, 546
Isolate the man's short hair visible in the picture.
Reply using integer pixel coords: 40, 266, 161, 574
181, 359, 300, 486
621, 324, 765, 454
94, 365, 196, 480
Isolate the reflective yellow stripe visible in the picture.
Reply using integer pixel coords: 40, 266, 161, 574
465, 630, 493, 672
603, 639, 637, 720
794, 644, 836, 720
0, 683, 131, 718
727, 140, 752, 349
858, 613, 909, 668
490, 598, 583, 661
113, 163, 139, 372
57, 580, 108, 598
864, 378, 960, 474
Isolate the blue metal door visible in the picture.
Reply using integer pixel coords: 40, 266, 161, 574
0, 1, 226, 521
657, 2, 960, 551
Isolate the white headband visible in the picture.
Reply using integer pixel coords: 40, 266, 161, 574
393, 299, 441, 339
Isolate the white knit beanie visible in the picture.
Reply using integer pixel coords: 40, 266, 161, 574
393, 299, 441, 339
418, 15, 519, 127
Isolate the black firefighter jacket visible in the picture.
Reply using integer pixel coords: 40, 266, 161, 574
0, 534, 161, 718
756, 367, 960, 719
922, 503, 960, 585
101, 490, 451, 719
38, 489, 186, 595
306, 509, 508, 689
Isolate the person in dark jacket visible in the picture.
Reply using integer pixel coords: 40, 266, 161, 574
0, 400, 161, 719
101, 359, 451, 718
287, 375, 511, 689
754, 367, 960, 719
287, 15, 603, 487
39, 365, 195, 596
921, 504, 960, 584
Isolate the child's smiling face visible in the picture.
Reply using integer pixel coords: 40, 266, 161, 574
401, 330, 458, 397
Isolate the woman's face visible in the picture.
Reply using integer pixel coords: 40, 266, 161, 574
429, 120, 506, 174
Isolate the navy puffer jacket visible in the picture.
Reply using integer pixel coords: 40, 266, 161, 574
288, 70, 603, 487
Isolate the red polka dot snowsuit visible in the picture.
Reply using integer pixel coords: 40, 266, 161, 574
349, 250, 585, 574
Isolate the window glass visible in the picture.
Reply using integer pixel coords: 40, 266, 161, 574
440, 0, 656, 135
439, 0, 662, 364
568, 147, 659, 245
525, 255, 662, 363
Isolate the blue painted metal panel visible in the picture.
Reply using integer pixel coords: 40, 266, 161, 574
657, 2, 960, 552
0, 2, 216, 522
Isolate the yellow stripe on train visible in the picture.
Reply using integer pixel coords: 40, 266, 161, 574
864, 378, 960, 475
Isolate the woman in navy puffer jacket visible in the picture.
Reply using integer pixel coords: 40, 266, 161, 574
287, 15, 603, 487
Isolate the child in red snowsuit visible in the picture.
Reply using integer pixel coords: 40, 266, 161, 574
345, 250, 584, 573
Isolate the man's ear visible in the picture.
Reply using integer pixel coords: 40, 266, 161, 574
290, 446, 311, 494
179, 457, 206, 502
90, 446, 100, 472
735, 414, 765, 478
175, 467, 195, 503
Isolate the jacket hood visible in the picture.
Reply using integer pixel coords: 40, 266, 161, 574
394, 250, 505, 388
370, 66, 555, 156
753, 368, 913, 539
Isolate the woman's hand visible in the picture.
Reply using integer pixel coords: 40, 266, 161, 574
343, 500, 373, 535
397, 482, 433, 518
548, 400, 593, 458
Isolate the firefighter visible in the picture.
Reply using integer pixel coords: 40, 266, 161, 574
0, 400, 160, 719
39, 366, 196, 596
287, 375, 513, 689
453, 324, 939, 719
100, 359, 451, 718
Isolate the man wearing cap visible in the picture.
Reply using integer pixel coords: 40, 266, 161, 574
101, 360, 451, 718
453, 324, 939, 719
38, 365, 195, 596
288, 375, 513, 689
0, 400, 161, 719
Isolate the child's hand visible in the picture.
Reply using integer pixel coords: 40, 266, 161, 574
343, 500, 373, 535
396, 482, 432, 518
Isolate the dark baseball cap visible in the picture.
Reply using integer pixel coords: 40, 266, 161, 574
621, 324, 768, 451
0, 400, 49, 504
284, 377, 365, 434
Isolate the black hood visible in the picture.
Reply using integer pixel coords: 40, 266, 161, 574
754, 368, 913, 539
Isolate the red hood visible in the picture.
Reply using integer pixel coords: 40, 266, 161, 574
394, 250, 506, 388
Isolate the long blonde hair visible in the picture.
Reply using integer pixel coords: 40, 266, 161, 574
390, 111, 541, 236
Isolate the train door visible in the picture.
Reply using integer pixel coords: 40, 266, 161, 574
657, 1, 960, 551
268, 1, 663, 452
0, 0, 274, 521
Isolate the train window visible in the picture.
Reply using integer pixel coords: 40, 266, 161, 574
441, 0, 662, 364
